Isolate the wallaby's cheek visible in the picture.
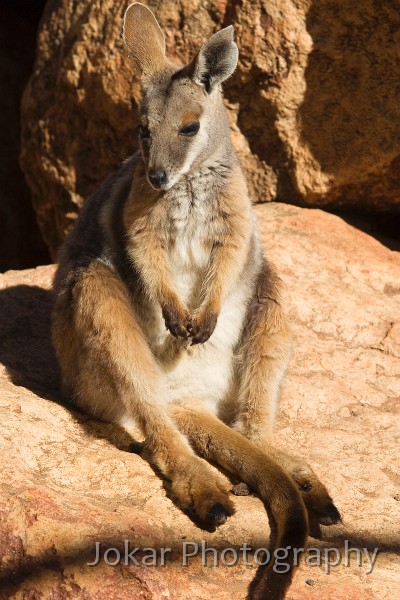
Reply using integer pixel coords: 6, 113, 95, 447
174, 128, 209, 183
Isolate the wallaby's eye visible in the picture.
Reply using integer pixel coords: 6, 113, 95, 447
179, 121, 200, 137
139, 125, 150, 139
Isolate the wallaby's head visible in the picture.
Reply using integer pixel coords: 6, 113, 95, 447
123, 3, 238, 190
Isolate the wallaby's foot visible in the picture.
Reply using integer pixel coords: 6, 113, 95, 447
128, 440, 145, 454
232, 462, 340, 536
170, 457, 235, 526
188, 308, 218, 345
237, 444, 341, 534
162, 301, 191, 338
269, 450, 341, 532
129, 442, 234, 525
289, 463, 341, 529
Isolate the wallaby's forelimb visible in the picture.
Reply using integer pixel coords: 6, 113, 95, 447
124, 197, 191, 339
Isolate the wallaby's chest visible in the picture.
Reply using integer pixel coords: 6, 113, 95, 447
165, 188, 216, 307
123, 177, 250, 409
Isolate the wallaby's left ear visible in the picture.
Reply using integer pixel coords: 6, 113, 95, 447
189, 26, 238, 93
123, 3, 167, 77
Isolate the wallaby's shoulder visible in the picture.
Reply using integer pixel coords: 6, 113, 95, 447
59, 155, 134, 250
55, 154, 140, 284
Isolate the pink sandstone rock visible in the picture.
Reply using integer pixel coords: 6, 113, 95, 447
0, 203, 399, 599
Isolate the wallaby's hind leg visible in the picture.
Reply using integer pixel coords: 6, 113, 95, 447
52, 260, 234, 525
234, 260, 341, 533
170, 404, 308, 600
234, 260, 291, 445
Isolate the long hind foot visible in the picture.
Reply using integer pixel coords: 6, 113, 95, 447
232, 447, 341, 537
261, 447, 341, 536
168, 456, 235, 526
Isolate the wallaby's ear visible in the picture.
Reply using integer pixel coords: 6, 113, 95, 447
188, 26, 238, 93
123, 3, 167, 76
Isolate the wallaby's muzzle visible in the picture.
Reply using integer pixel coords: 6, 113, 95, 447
148, 168, 168, 189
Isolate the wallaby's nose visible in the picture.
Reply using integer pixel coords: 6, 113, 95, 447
149, 168, 168, 188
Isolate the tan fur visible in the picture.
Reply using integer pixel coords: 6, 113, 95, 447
181, 111, 201, 124
52, 4, 340, 598
123, 3, 168, 77
234, 262, 291, 443
170, 403, 307, 599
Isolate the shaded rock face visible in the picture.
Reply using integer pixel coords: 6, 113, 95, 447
20, 0, 400, 259
0, 204, 399, 599
0, 1, 49, 271
226, 0, 400, 208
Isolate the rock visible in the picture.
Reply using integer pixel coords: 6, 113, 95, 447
0, 2, 49, 271
226, 0, 400, 210
0, 203, 398, 599
20, 1, 400, 259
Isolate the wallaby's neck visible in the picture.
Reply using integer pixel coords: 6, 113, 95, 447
191, 134, 238, 180
163, 141, 241, 206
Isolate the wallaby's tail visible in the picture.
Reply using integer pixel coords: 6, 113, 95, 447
171, 406, 308, 600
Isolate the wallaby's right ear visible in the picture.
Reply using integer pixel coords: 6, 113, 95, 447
188, 26, 238, 93
123, 3, 167, 76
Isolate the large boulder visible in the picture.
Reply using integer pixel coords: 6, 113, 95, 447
0, 204, 399, 598
20, 0, 400, 259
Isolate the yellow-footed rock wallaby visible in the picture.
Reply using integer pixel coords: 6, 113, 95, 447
52, 4, 340, 598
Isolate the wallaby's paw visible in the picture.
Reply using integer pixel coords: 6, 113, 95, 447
162, 302, 191, 338
263, 447, 342, 532
188, 310, 218, 345
170, 460, 235, 526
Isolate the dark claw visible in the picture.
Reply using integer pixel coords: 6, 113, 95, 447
190, 330, 212, 345
162, 305, 190, 338
189, 312, 218, 345
318, 502, 341, 526
167, 321, 188, 338
207, 502, 232, 526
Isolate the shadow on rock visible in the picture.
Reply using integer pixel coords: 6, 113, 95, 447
0, 526, 398, 595
0, 284, 136, 449
0, 284, 59, 395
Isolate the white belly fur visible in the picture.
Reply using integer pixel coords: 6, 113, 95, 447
162, 283, 249, 413
142, 222, 250, 414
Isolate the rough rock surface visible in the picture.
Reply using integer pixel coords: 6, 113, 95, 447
1, 203, 399, 599
20, 0, 400, 258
